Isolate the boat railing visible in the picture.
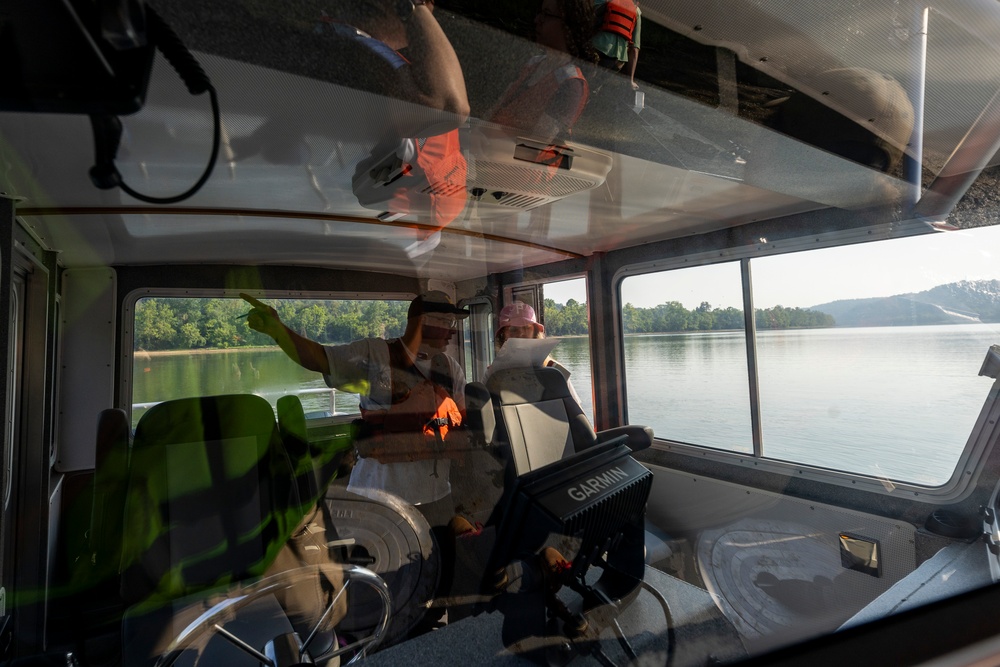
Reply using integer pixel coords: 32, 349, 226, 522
132, 387, 342, 416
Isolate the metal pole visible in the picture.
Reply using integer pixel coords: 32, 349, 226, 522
741, 259, 763, 458
905, 7, 929, 208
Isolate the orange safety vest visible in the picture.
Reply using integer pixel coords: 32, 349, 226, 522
599, 0, 638, 42
489, 57, 589, 183
388, 130, 468, 231
357, 340, 463, 462
327, 21, 467, 230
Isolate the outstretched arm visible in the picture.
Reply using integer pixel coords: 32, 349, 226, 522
380, 2, 469, 137
399, 4, 470, 121
241, 293, 330, 375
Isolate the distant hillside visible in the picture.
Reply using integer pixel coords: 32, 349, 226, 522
811, 279, 1000, 327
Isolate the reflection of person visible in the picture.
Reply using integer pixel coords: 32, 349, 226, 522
592, 0, 641, 90
488, 0, 597, 146
485, 301, 584, 408
242, 291, 468, 522
318, 0, 469, 136
320, 0, 470, 227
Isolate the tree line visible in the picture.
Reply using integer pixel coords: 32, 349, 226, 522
621, 301, 835, 334
543, 299, 834, 336
134, 298, 409, 351
134, 297, 835, 352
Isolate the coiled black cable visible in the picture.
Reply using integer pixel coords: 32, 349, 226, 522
113, 6, 220, 205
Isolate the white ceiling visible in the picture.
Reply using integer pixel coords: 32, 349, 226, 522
5, 1, 999, 279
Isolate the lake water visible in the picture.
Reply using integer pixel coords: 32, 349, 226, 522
133, 323, 1000, 487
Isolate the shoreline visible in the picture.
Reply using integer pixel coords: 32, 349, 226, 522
137, 321, 988, 357
137, 346, 281, 358
139, 336, 591, 357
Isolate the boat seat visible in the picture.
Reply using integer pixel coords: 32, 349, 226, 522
484, 367, 666, 562
277, 395, 339, 510
115, 394, 369, 664
486, 366, 654, 477
464, 381, 496, 452
89, 408, 133, 583
118, 393, 305, 605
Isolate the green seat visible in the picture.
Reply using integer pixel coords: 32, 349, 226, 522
119, 394, 305, 607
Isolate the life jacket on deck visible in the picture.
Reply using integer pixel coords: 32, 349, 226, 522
598, 0, 638, 42
357, 340, 463, 463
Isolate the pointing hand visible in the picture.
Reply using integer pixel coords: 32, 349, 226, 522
239, 293, 282, 337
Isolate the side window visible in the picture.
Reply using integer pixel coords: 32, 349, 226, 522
750, 231, 1000, 485
461, 298, 494, 383
619, 263, 753, 452
129, 296, 409, 426
620, 226, 1000, 488
541, 278, 594, 424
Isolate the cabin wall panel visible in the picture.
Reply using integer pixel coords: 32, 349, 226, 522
0, 210, 58, 653
646, 464, 918, 653
55, 268, 115, 472
0, 198, 14, 656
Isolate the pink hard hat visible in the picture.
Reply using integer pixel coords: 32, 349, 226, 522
498, 301, 544, 332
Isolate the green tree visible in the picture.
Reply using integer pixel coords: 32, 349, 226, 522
297, 304, 331, 340
134, 299, 180, 350
176, 322, 207, 349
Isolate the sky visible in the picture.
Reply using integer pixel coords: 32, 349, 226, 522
543, 224, 1000, 310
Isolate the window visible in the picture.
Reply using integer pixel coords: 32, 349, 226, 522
751, 230, 1000, 485
620, 226, 1000, 486
542, 278, 594, 424
129, 296, 410, 426
620, 263, 753, 452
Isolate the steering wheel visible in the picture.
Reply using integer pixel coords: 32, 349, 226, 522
154, 565, 392, 667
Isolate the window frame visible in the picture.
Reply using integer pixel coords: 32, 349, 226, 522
613, 223, 998, 502
120, 287, 418, 423
458, 296, 495, 383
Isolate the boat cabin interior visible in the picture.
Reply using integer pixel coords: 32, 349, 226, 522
4, 0, 1000, 665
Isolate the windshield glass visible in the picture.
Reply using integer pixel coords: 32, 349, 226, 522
6, 0, 1000, 665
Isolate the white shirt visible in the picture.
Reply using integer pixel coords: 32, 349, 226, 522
322, 338, 466, 505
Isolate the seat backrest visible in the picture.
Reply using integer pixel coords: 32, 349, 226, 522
463, 381, 495, 448
119, 394, 302, 605
487, 366, 598, 477
277, 394, 329, 509
89, 408, 132, 581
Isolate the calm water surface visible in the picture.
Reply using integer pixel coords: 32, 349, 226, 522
614, 324, 1000, 486
134, 323, 1000, 487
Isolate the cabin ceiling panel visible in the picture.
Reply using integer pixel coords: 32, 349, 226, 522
644, 0, 1000, 173
19, 211, 568, 281
6, 0, 1000, 278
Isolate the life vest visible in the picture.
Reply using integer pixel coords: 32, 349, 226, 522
490, 56, 589, 139
357, 340, 463, 461
387, 131, 468, 230
598, 0, 638, 42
